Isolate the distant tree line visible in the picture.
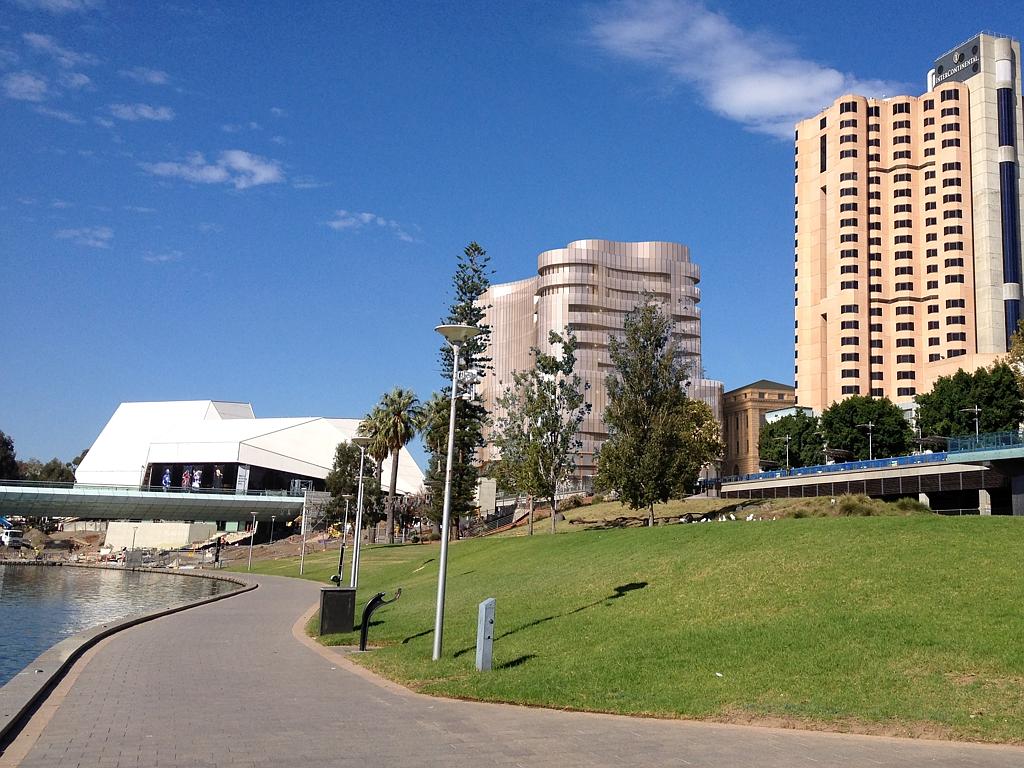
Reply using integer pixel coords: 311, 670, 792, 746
0, 431, 84, 483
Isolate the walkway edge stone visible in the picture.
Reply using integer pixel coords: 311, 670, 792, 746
0, 563, 254, 751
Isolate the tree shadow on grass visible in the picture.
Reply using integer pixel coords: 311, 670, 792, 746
401, 628, 432, 644
495, 654, 536, 670
452, 582, 649, 658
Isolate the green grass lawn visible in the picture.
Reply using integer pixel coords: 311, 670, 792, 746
236, 514, 1024, 743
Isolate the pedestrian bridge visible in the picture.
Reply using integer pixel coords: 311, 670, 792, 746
0, 481, 307, 523
720, 431, 1024, 515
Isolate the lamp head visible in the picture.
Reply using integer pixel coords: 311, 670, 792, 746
351, 435, 373, 449
435, 324, 482, 345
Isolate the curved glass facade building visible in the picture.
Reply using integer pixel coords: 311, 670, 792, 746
479, 239, 723, 482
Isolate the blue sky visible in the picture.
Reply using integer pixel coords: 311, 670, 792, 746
1, 0, 1020, 468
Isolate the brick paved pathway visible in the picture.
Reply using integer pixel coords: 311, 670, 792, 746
13, 574, 1024, 767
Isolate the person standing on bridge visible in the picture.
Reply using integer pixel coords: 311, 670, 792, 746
162, 468, 171, 491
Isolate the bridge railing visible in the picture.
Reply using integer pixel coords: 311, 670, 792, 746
947, 431, 1024, 453
722, 452, 949, 484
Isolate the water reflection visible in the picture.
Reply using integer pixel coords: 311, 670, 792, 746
0, 565, 231, 686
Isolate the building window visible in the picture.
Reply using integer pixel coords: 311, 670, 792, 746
941, 89, 960, 102
840, 265, 859, 275
923, 132, 935, 141
894, 219, 913, 229
840, 202, 859, 212
942, 161, 962, 171
946, 298, 965, 308
840, 101, 858, 114
893, 189, 912, 198
948, 349, 966, 358
841, 336, 860, 346
945, 257, 964, 267
840, 280, 859, 290
842, 386, 861, 395
840, 218, 859, 227
893, 150, 912, 159
928, 353, 942, 362
929, 337, 940, 346
945, 274, 965, 284
895, 266, 914, 276
946, 332, 967, 342
942, 177, 962, 187
840, 186, 858, 197
840, 119, 858, 129
893, 135, 911, 144
941, 107, 960, 118
896, 354, 916, 363
840, 249, 858, 258
841, 352, 860, 362
946, 315, 966, 325
841, 369, 860, 378
897, 387, 917, 396
943, 209, 963, 219
941, 123, 961, 133
869, 106, 880, 117
941, 138, 961, 148
924, 98, 934, 110
895, 305, 914, 315
896, 371, 916, 380
892, 102, 910, 114
840, 149, 858, 159
944, 242, 964, 252
840, 319, 860, 329
944, 225, 963, 235
896, 338, 915, 347
840, 134, 858, 144
927, 264, 938, 274
895, 322, 914, 331
894, 250, 913, 259
928, 320, 940, 330
927, 280, 940, 289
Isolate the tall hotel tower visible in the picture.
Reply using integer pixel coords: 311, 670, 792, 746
794, 33, 1023, 411
478, 239, 724, 482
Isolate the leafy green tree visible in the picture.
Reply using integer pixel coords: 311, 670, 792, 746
490, 329, 591, 533
360, 387, 420, 543
423, 242, 493, 526
325, 440, 380, 520
595, 299, 723, 526
819, 395, 912, 461
0, 431, 19, 480
18, 457, 75, 483
758, 411, 824, 469
915, 363, 1023, 439
1006, 318, 1024, 393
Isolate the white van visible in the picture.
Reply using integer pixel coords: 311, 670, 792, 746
1, 529, 24, 547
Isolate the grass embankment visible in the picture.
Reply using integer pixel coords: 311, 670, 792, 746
237, 511, 1024, 743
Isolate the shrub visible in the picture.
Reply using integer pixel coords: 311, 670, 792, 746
592, 493, 605, 504
558, 494, 588, 511
428, 532, 441, 542
837, 495, 877, 517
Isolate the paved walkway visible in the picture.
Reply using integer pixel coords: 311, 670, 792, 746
11, 573, 1024, 768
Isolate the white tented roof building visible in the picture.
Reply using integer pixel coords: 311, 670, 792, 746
75, 400, 424, 495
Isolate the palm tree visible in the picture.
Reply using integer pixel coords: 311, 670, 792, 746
361, 388, 420, 543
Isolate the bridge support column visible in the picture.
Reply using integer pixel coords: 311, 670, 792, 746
979, 489, 993, 516
1011, 478, 1024, 517
918, 492, 931, 509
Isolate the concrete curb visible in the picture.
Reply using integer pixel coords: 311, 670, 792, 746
0, 562, 255, 751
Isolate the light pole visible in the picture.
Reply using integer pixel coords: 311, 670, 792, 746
777, 434, 792, 471
959, 405, 981, 439
247, 512, 258, 572
350, 435, 372, 590
337, 495, 351, 580
269, 515, 276, 545
856, 421, 875, 460
433, 323, 482, 661
131, 525, 138, 552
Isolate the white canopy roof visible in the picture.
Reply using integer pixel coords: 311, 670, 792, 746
75, 400, 424, 494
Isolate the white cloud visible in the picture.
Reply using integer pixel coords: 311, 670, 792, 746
327, 209, 415, 243
269, 134, 288, 145
197, 222, 222, 233
13, 0, 103, 12
58, 71, 90, 89
221, 121, 261, 133
22, 32, 98, 69
588, 0, 902, 138
51, 199, 73, 208
34, 105, 83, 123
142, 249, 183, 263
0, 49, 20, 68
123, 205, 156, 213
109, 103, 175, 121
140, 150, 284, 190
3, 71, 47, 101
292, 176, 330, 190
270, 106, 286, 117
92, 115, 114, 127
119, 67, 169, 85
54, 225, 112, 248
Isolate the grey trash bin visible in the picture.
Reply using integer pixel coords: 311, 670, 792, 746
319, 587, 356, 634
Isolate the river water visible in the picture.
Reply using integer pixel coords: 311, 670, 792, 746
0, 564, 233, 686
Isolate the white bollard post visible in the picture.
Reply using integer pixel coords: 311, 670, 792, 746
476, 598, 496, 672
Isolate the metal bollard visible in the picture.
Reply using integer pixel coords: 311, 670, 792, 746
476, 597, 496, 671
359, 588, 402, 651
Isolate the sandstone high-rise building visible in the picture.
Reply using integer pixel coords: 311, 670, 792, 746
794, 33, 1023, 412
478, 239, 723, 484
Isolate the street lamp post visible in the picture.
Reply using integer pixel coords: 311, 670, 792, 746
269, 515, 277, 545
856, 421, 875, 461
432, 324, 482, 661
350, 436, 372, 589
247, 511, 257, 571
959, 405, 981, 439
777, 434, 792, 471
337, 495, 351, 579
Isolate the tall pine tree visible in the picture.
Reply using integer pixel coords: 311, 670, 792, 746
424, 242, 493, 526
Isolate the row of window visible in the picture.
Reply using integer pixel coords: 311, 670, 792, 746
839, 333, 969, 347
832, 90, 958, 119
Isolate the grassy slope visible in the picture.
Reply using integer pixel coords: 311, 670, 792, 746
237, 515, 1024, 743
